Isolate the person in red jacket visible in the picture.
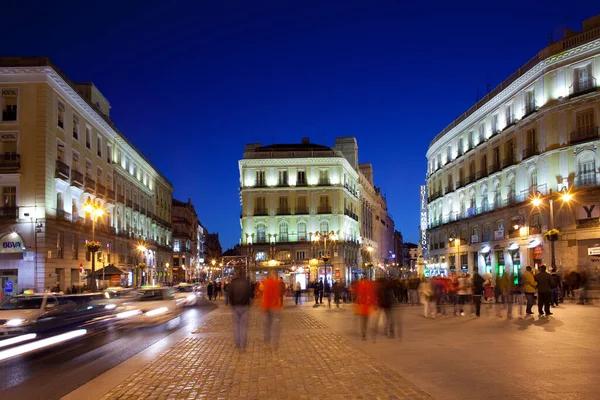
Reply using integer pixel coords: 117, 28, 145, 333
354, 278, 376, 340
261, 272, 281, 348
447, 271, 460, 316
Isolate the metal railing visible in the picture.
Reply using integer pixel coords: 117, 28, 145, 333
254, 208, 268, 216
575, 173, 598, 188
57, 209, 72, 222
277, 207, 290, 215
0, 153, 20, 171
488, 162, 501, 175
502, 155, 515, 169
55, 160, 70, 180
295, 206, 309, 214
317, 179, 330, 186
522, 147, 539, 160
523, 99, 537, 118
71, 169, 84, 187
126, 199, 133, 208
476, 170, 488, 179
96, 183, 106, 198
317, 206, 332, 214
569, 76, 597, 97
505, 113, 516, 128
570, 126, 599, 144
117, 194, 125, 203
344, 208, 358, 221
107, 189, 115, 202
84, 176, 95, 193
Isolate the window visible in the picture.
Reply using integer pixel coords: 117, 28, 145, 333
296, 196, 307, 213
97, 167, 103, 183
3, 186, 16, 207
296, 251, 306, 260
529, 169, 537, 192
507, 179, 516, 202
279, 222, 288, 242
493, 147, 500, 167
297, 170, 306, 185
72, 115, 80, 140
97, 136, 102, 158
107, 173, 113, 188
256, 224, 266, 243
505, 103, 514, 126
469, 130, 475, 148
85, 127, 92, 150
57, 140, 65, 162
72, 151, 80, 171
446, 146, 452, 162
56, 231, 64, 259
469, 160, 476, 180
107, 143, 112, 164
494, 183, 501, 208
72, 234, 79, 260
319, 220, 329, 235
479, 123, 486, 142
524, 89, 535, 115
529, 213, 541, 234
318, 195, 330, 213
255, 251, 267, 261
319, 169, 329, 185
278, 170, 288, 186
576, 153, 597, 187
57, 101, 65, 129
458, 138, 464, 155
575, 109, 595, 141
173, 240, 180, 252
255, 196, 266, 214
297, 222, 307, 240
481, 187, 488, 211
1, 88, 18, 121
436, 154, 442, 169
276, 251, 291, 261
491, 114, 499, 133
482, 224, 491, 241
471, 226, 479, 243
278, 196, 289, 214
480, 155, 487, 175
573, 64, 594, 94
85, 159, 92, 178
256, 170, 265, 186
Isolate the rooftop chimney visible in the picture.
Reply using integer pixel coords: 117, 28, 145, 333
301, 137, 310, 144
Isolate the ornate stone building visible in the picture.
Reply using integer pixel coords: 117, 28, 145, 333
425, 16, 600, 280
0, 57, 173, 294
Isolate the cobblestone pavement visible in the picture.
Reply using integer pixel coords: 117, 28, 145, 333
101, 306, 433, 400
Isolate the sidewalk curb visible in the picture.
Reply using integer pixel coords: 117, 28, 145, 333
61, 306, 219, 400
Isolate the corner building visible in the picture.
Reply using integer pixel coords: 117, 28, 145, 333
425, 16, 600, 279
0, 57, 173, 294
239, 137, 394, 287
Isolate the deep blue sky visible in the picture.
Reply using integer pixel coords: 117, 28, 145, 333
6, 1, 598, 248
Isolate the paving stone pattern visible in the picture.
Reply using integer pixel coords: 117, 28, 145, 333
193, 308, 328, 333
102, 308, 432, 400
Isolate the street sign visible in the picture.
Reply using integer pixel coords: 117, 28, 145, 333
4, 280, 13, 294
588, 247, 600, 256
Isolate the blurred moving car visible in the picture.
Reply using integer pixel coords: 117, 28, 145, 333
114, 286, 182, 326
173, 283, 198, 306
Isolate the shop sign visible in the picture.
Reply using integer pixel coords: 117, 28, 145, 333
0, 132, 17, 142
420, 185, 429, 261
494, 230, 504, 240
578, 204, 600, 220
23, 251, 34, 261
335, 269, 341, 278
0, 232, 25, 253
471, 235, 479, 244
588, 247, 600, 256
533, 246, 543, 261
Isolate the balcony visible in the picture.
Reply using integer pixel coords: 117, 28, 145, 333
522, 99, 537, 118
343, 182, 359, 198
71, 170, 84, 188
255, 180, 267, 188
575, 173, 598, 188
317, 179, 330, 186
570, 126, 599, 145
468, 174, 476, 184
488, 162, 501, 175
55, 160, 70, 180
444, 185, 455, 194
429, 190, 442, 202
58, 119, 64, 129
569, 77, 597, 98
317, 206, 332, 214
277, 207, 290, 215
141, 207, 146, 215
295, 206, 309, 215
529, 225, 542, 235
126, 199, 133, 208
0, 206, 18, 219
502, 155, 515, 169
522, 147, 539, 160
254, 208, 268, 216
84, 176, 95, 194
296, 180, 308, 187
0, 153, 20, 172
96, 183, 106, 199
344, 208, 359, 221
107, 189, 116, 203
57, 209, 72, 222
133, 203, 140, 212
482, 232, 491, 242
117, 194, 124, 203
456, 178, 466, 189
476, 170, 488, 180
278, 180, 289, 187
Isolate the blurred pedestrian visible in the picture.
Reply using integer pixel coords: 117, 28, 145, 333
207, 281, 214, 301
230, 272, 252, 351
535, 265, 552, 316
448, 271, 459, 316
483, 273, 494, 307
375, 278, 396, 338
419, 277, 433, 318
318, 278, 324, 304
295, 281, 302, 305
224, 280, 230, 306
523, 266, 537, 315
313, 280, 320, 306
354, 278, 376, 340
457, 273, 469, 316
577, 269, 591, 305
472, 267, 485, 318
408, 276, 420, 305
278, 277, 286, 307
551, 268, 561, 307
333, 280, 343, 307
262, 272, 281, 348
324, 279, 332, 308
507, 271, 523, 319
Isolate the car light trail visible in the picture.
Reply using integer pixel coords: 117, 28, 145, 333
0, 333, 37, 349
145, 307, 168, 317
116, 309, 142, 319
0, 329, 86, 362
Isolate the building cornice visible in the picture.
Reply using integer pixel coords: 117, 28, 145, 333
427, 37, 600, 156
239, 157, 359, 179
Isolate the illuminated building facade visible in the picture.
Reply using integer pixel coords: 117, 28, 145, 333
425, 16, 600, 279
0, 57, 173, 294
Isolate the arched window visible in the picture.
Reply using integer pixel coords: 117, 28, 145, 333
255, 251, 267, 261
577, 152, 596, 187
319, 221, 329, 235
481, 187, 488, 212
297, 222, 307, 241
256, 224, 266, 243
279, 222, 288, 242
471, 226, 479, 243
507, 178, 516, 203
494, 182, 501, 208
529, 169, 538, 192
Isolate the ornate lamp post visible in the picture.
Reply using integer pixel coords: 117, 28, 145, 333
312, 231, 337, 285
531, 189, 573, 269
83, 199, 104, 291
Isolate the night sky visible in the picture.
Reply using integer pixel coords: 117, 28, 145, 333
5, 1, 597, 248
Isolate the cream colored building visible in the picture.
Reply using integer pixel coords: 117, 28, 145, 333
0, 57, 173, 294
425, 16, 600, 280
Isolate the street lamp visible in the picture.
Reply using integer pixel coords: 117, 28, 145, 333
165, 262, 170, 285
366, 245, 374, 280
313, 231, 337, 285
83, 199, 104, 291
449, 235, 460, 274
211, 259, 216, 281
531, 189, 573, 268
135, 244, 147, 286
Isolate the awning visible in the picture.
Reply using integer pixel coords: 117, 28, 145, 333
527, 239, 541, 248
480, 245, 491, 254
85, 264, 125, 279
508, 242, 519, 250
